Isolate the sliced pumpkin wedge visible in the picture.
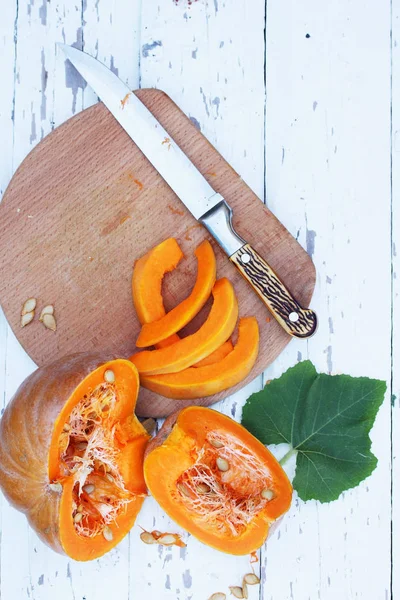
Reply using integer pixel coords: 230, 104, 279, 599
193, 339, 234, 368
136, 240, 217, 348
140, 317, 259, 398
132, 237, 183, 325
130, 278, 239, 375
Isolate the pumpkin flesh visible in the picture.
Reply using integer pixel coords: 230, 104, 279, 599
132, 237, 183, 325
130, 278, 239, 375
144, 407, 292, 555
136, 240, 217, 348
0, 355, 148, 561
140, 317, 259, 398
193, 339, 234, 368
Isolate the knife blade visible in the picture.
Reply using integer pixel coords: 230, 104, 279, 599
59, 43, 317, 338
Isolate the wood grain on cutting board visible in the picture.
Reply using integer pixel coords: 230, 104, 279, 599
0, 89, 315, 417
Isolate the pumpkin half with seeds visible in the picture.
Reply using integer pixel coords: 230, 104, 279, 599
0, 354, 149, 561
144, 406, 292, 554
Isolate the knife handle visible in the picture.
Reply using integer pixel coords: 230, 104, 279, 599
201, 199, 317, 338
230, 244, 317, 338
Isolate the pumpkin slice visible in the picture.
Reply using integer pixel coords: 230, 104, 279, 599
136, 240, 217, 348
144, 406, 292, 555
130, 278, 239, 375
193, 339, 234, 368
132, 237, 183, 325
141, 317, 259, 398
0, 354, 149, 561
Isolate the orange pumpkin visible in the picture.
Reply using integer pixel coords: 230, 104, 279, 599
132, 237, 183, 325
193, 339, 234, 368
141, 317, 259, 399
136, 239, 216, 348
132, 237, 182, 349
0, 354, 148, 561
144, 407, 292, 554
130, 278, 239, 375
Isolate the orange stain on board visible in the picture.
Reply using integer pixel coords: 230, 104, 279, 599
127, 173, 144, 190
102, 213, 131, 236
184, 223, 203, 241
167, 204, 184, 216
205, 171, 217, 177
265, 317, 271, 323
162, 137, 172, 150
120, 92, 132, 109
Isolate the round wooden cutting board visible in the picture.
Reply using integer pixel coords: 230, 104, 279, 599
0, 90, 316, 417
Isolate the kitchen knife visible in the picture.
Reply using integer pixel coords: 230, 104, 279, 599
59, 44, 317, 338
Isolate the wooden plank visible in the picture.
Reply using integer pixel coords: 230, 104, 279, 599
0, 1, 141, 599
128, 0, 267, 598
0, 3, 38, 598
262, 1, 392, 598
391, 0, 400, 596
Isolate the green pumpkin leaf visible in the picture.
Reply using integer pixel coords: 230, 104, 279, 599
241, 361, 386, 503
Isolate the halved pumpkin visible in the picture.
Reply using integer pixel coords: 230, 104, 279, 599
0, 354, 149, 561
140, 317, 259, 398
132, 237, 183, 325
136, 240, 217, 348
193, 339, 234, 368
130, 278, 239, 375
144, 406, 292, 555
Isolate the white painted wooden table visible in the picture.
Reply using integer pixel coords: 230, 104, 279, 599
0, 0, 397, 598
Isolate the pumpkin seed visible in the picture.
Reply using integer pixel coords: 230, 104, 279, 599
261, 488, 275, 501
63, 423, 71, 432
196, 483, 211, 494
208, 594, 226, 600
140, 531, 157, 544
82, 484, 95, 495
49, 482, 62, 493
21, 311, 34, 328
209, 438, 224, 449
229, 586, 244, 599
77, 504, 84, 513
39, 305, 54, 320
42, 313, 57, 332
158, 533, 177, 546
103, 526, 113, 541
242, 581, 248, 599
104, 369, 115, 383
177, 482, 191, 497
216, 457, 230, 472
73, 512, 83, 523
106, 473, 114, 483
21, 298, 36, 315
243, 573, 260, 585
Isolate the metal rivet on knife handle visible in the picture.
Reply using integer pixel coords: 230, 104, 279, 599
230, 244, 318, 338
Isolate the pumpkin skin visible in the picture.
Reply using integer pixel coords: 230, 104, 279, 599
141, 318, 259, 399
0, 353, 149, 561
144, 407, 292, 555
136, 240, 217, 348
130, 278, 239, 375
